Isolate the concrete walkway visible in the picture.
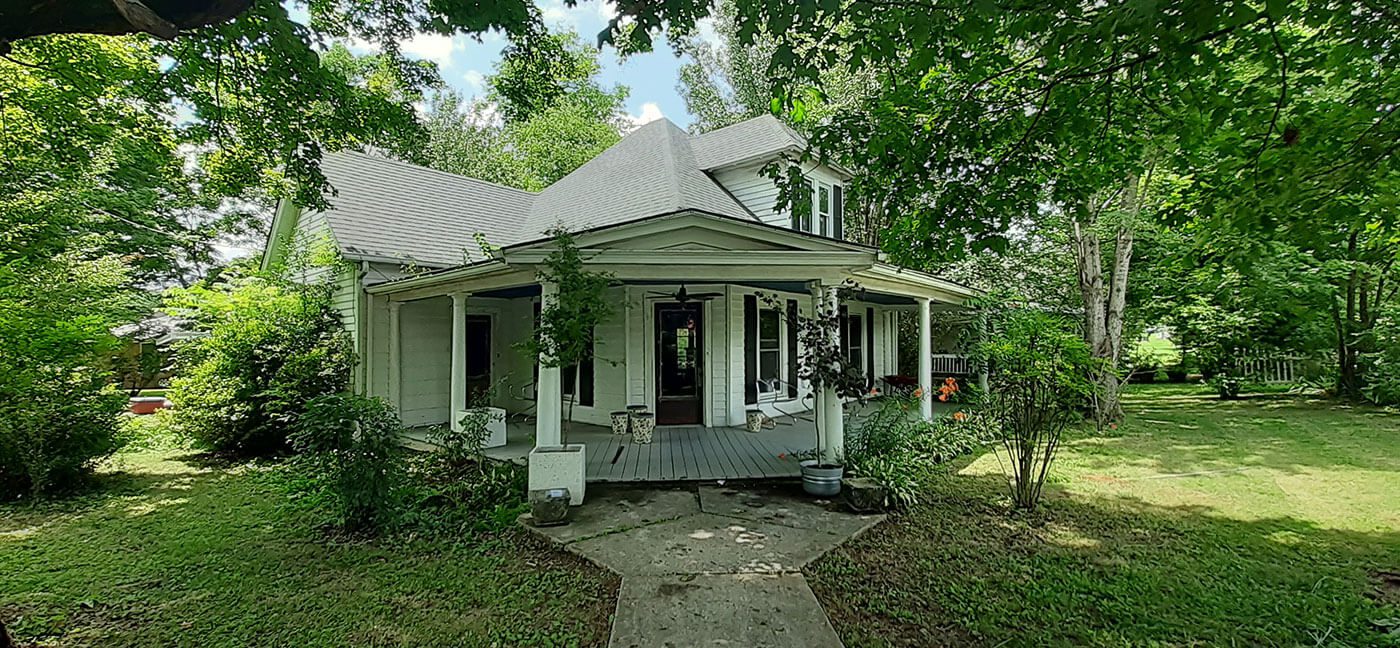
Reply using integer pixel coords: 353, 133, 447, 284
522, 483, 884, 648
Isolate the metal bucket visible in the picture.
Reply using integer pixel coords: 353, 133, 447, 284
800, 460, 844, 497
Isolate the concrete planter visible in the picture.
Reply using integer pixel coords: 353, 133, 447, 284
842, 477, 887, 512
455, 406, 507, 448
529, 444, 586, 505
800, 460, 844, 497
609, 411, 630, 435
631, 412, 656, 444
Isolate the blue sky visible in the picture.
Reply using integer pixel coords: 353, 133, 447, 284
306, 0, 710, 129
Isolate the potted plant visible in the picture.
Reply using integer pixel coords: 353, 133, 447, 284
518, 229, 615, 506
762, 283, 870, 497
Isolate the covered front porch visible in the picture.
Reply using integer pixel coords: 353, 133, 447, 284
363, 213, 980, 499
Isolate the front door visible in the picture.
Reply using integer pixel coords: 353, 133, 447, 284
655, 303, 703, 425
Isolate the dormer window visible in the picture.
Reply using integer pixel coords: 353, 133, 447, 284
787, 176, 844, 239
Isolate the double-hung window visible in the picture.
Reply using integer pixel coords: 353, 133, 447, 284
818, 184, 831, 237
845, 313, 863, 372
757, 308, 782, 396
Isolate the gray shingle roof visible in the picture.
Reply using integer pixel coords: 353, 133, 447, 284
309, 115, 793, 268
318, 152, 534, 267
690, 114, 806, 170
524, 119, 754, 235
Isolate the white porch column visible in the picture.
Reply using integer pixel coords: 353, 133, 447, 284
388, 300, 402, 408
449, 292, 469, 431
917, 296, 933, 421
977, 310, 990, 393
821, 285, 844, 464
808, 283, 825, 450
535, 280, 562, 448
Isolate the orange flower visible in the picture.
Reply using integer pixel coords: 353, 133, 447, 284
952, 411, 967, 422
913, 387, 924, 398
938, 393, 949, 402
777, 452, 787, 459
869, 387, 881, 396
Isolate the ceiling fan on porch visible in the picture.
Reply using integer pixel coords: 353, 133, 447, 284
649, 284, 724, 303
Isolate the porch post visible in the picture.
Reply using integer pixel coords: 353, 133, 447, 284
917, 296, 933, 421
449, 292, 469, 431
388, 300, 402, 408
822, 285, 844, 463
809, 284, 825, 444
535, 280, 562, 448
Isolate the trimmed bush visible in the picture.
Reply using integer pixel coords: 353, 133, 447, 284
289, 393, 406, 533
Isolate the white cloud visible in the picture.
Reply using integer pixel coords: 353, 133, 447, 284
401, 33, 462, 67
694, 17, 722, 51
625, 102, 665, 129
463, 69, 486, 91
596, 1, 618, 22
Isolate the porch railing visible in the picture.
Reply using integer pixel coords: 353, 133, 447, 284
930, 353, 971, 375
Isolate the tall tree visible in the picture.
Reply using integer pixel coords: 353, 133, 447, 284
724, 0, 1398, 416
422, 30, 628, 193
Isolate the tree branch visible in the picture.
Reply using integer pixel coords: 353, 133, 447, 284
0, 0, 252, 45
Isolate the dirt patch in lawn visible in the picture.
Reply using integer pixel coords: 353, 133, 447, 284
1370, 570, 1400, 607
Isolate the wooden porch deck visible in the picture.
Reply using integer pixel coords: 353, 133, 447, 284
472, 418, 820, 482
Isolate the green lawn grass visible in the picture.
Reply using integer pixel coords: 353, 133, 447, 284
808, 384, 1400, 647
1, 447, 617, 647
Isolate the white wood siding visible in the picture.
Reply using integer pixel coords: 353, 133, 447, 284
397, 296, 452, 427
710, 161, 852, 238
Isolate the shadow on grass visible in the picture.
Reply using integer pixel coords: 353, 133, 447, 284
807, 470, 1400, 647
0, 450, 619, 648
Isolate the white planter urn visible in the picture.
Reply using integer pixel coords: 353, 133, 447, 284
528, 444, 586, 505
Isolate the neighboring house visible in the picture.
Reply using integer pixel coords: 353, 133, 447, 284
260, 115, 976, 501
111, 314, 200, 392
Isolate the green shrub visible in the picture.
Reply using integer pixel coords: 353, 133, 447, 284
846, 395, 995, 509
1361, 306, 1400, 406
289, 393, 406, 533
166, 264, 354, 455
0, 254, 130, 498
407, 459, 529, 535
975, 308, 1097, 510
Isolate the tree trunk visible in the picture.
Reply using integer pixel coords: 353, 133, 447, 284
1070, 175, 1141, 422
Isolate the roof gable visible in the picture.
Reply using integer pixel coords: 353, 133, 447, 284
288, 115, 826, 269
523, 119, 754, 235
690, 115, 806, 170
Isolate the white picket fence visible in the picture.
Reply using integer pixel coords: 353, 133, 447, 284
1232, 353, 1306, 384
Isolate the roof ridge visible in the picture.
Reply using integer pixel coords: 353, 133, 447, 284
662, 121, 686, 212
330, 150, 538, 197
690, 113, 780, 138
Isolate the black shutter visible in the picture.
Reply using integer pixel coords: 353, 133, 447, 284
786, 299, 799, 397
833, 184, 844, 240
744, 294, 758, 405
866, 307, 876, 388
579, 330, 595, 406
